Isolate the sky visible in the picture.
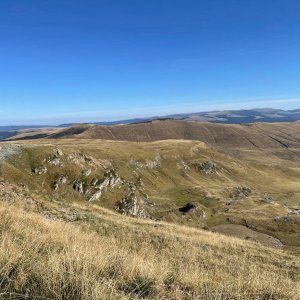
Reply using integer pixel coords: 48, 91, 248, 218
0, 0, 300, 125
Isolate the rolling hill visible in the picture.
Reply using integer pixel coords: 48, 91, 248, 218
47, 120, 300, 149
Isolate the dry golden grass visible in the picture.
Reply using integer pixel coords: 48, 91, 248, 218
0, 202, 299, 300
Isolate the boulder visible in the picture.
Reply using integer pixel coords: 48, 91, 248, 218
54, 175, 67, 190
48, 157, 62, 166
32, 166, 48, 175
55, 149, 64, 156
73, 181, 84, 194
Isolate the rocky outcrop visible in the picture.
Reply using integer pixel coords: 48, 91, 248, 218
193, 161, 218, 174
48, 157, 63, 166
230, 186, 252, 199
46, 149, 65, 167
55, 149, 64, 156
115, 177, 150, 218
32, 166, 48, 175
288, 208, 300, 215
97, 170, 122, 189
87, 169, 123, 201
179, 202, 206, 219
115, 191, 148, 218
73, 181, 84, 194
54, 175, 67, 190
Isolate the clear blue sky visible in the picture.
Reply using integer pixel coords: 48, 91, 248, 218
1, 0, 300, 125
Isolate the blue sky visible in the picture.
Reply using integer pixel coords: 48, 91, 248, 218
0, 0, 300, 125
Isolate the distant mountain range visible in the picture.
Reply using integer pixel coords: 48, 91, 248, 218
56, 108, 300, 127
1, 108, 300, 133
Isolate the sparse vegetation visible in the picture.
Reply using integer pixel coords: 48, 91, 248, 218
0, 202, 299, 299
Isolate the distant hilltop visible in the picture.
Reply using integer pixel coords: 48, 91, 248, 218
1, 108, 300, 134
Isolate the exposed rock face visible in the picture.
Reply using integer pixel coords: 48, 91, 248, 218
91, 178, 99, 186
230, 186, 252, 199
96, 170, 122, 189
193, 161, 218, 174
73, 181, 84, 194
87, 169, 123, 201
32, 166, 48, 175
55, 149, 64, 156
115, 177, 150, 218
288, 208, 300, 215
115, 191, 148, 218
88, 190, 103, 201
48, 157, 62, 166
179, 202, 206, 219
54, 175, 67, 190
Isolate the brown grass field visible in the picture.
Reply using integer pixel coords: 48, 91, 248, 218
0, 201, 299, 299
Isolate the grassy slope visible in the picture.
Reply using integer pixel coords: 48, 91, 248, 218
0, 199, 299, 300
0, 139, 299, 252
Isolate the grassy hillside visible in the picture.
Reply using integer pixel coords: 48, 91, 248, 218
0, 194, 299, 299
0, 138, 299, 252
46, 120, 300, 150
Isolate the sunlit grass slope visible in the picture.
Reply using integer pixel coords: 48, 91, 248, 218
0, 201, 299, 300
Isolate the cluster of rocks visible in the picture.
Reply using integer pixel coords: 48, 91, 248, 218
288, 208, 300, 215
47, 148, 64, 167
54, 175, 67, 190
192, 161, 219, 174
32, 166, 48, 175
115, 183, 149, 218
71, 169, 124, 201
229, 186, 252, 199
86, 169, 123, 201
115, 192, 148, 218
30, 148, 153, 218
33, 149, 65, 175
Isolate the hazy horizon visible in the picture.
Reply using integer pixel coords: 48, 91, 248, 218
0, 103, 299, 126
